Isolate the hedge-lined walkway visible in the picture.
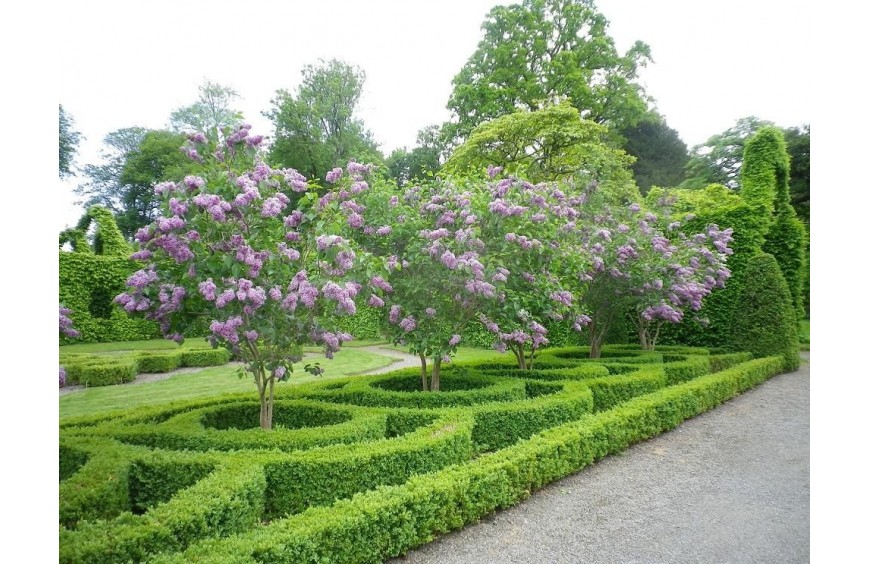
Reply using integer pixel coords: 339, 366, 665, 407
393, 353, 810, 564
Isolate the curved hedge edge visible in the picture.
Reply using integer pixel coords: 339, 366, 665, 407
583, 367, 668, 412
60, 463, 266, 564
153, 356, 785, 563
305, 374, 527, 409
59, 436, 150, 528
262, 411, 475, 517
471, 381, 594, 452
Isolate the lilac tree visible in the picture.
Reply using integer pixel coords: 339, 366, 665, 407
346, 176, 506, 390
115, 126, 372, 429
472, 168, 590, 369
59, 305, 79, 387
561, 183, 733, 356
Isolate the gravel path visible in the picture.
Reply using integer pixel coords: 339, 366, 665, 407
391, 353, 811, 564
357, 345, 420, 374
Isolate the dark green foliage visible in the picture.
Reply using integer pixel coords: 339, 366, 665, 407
783, 125, 810, 222
730, 254, 800, 371
59, 445, 89, 482
179, 348, 232, 367
621, 113, 688, 193
266, 59, 383, 182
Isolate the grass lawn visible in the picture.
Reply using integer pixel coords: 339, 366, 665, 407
60, 337, 214, 354
381, 343, 515, 364
59, 347, 397, 420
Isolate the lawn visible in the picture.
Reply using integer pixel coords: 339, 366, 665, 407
59, 346, 398, 420
381, 343, 515, 364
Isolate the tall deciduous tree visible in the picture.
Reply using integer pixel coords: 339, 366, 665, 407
169, 80, 244, 140
442, 102, 638, 202
266, 59, 382, 181
75, 128, 196, 239
385, 125, 444, 187
620, 112, 688, 193
681, 116, 774, 190
445, 0, 651, 148
783, 125, 810, 223
59, 104, 82, 178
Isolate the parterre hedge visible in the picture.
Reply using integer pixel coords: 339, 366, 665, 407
60, 344, 795, 563
59, 348, 233, 388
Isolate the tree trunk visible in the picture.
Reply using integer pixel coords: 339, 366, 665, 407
255, 367, 274, 430
511, 345, 528, 370
419, 353, 429, 392
431, 357, 442, 392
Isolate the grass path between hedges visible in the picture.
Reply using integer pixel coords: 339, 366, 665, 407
58, 339, 513, 420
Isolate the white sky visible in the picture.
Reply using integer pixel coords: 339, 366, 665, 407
55, 0, 811, 231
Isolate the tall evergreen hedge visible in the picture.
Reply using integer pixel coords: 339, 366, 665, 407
730, 253, 800, 371
59, 207, 158, 344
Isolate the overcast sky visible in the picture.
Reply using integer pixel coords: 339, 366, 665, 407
56, 0, 811, 230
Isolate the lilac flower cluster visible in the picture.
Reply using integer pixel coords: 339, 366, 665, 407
59, 305, 80, 338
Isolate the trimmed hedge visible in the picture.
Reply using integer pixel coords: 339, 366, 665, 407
63, 357, 138, 387
61, 343, 795, 562
134, 351, 183, 373
179, 348, 233, 367
149, 356, 786, 563
731, 254, 800, 371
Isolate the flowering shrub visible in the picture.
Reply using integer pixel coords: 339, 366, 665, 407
472, 168, 589, 369
115, 126, 372, 429
560, 183, 733, 356
59, 305, 80, 387
348, 177, 506, 389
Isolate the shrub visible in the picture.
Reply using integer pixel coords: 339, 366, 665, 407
730, 254, 800, 370
179, 349, 232, 368
135, 351, 183, 373
64, 357, 138, 387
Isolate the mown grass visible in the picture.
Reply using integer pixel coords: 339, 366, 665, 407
381, 343, 514, 364
59, 348, 396, 420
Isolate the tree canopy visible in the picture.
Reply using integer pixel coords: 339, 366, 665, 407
75, 128, 196, 239
266, 59, 382, 181
682, 116, 774, 190
59, 105, 82, 178
169, 80, 244, 140
620, 112, 688, 193
442, 102, 637, 201
444, 0, 651, 147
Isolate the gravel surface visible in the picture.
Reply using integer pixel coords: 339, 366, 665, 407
391, 354, 810, 564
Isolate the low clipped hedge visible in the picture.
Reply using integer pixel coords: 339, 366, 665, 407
149, 356, 786, 563
59, 347, 233, 388
179, 348, 233, 367
63, 357, 138, 387
134, 351, 183, 373
306, 373, 528, 408
60, 343, 794, 563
